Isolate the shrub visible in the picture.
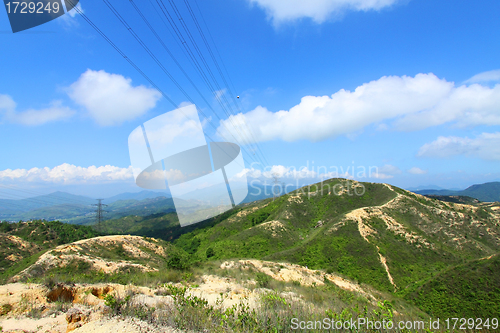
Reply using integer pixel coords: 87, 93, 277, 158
167, 252, 190, 270
255, 272, 271, 288
0, 304, 12, 316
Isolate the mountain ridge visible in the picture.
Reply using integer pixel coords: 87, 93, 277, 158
415, 181, 500, 202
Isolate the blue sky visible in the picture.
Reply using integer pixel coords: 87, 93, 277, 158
1, 0, 500, 199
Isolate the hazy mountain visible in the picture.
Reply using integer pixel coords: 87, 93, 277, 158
104, 190, 171, 203
0, 195, 176, 224
0, 191, 95, 213
406, 184, 450, 191
416, 181, 500, 202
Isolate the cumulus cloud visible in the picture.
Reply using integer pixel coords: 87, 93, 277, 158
465, 69, 500, 84
417, 132, 500, 161
247, 0, 400, 25
0, 94, 74, 126
0, 163, 134, 184
233, 162, 394, 182
217, 73, 500, 143
370, 164, 401, 179
407, 167, 427, 175
67, 69, 161, 126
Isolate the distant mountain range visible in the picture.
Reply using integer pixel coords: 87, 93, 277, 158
0, 191, 96, 213
105, 190, 170, 203
0, 184, 284, 223
2, 181, 498, 223
414, 181, 500, 202
0, 190, 173, 224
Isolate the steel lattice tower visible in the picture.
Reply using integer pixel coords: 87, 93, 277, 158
92, 199, 107, 231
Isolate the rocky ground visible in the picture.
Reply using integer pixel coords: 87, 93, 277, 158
0, 257, 379, 333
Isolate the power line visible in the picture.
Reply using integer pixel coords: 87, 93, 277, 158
187, 0, 270, 167
126, 0, 266, 167
102, 1, 257, 169
67, 0, 267, 173
153, 0, 265, 162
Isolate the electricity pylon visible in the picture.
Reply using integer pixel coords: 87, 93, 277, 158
92, 199, 107, 232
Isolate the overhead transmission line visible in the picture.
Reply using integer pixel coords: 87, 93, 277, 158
124, 0, 267, 168
67, 0, 263, 171
102, 0, 263, 169
186, 0, 270, 167
153, 0, 253, 141
152, 0, 268, 165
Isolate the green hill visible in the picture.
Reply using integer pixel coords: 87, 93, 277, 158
3, 178, 499, 320
407, 254, 500, 318
96, 178, 500, 296
0, 220, 100, 283
167, 179, 500, 294
461, 182, 500, 202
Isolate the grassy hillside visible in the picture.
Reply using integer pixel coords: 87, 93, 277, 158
407, 254, 500, 318
11, 235, 190, 286
170, 179, 500, 295
0, 220, 100, 283
93, 178, 499, 296
3, 177, 498, 320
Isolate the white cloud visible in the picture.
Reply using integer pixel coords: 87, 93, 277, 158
465, 69, 500, 84
59, 2, 83, 28
407, 167, 427, 175
0, 94, 74, 126
217, 73, 500, 143
0, 163, 134, 184
0, 94, 16, 112
370, 164, 401, 179
234, 163, 395, 181
418, 133, 500, 161
214, 89, 227, 101
247, 0, 400, 25
67, 69, 161, 126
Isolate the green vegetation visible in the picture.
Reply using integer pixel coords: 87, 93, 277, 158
407, 254, 500, 318
122, 282, 420, 333
1, 178, 499, 321
425, 195, 480, 204
268, 221, 393, 291
1, 220, 99, 246
0, 220, 100, 283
